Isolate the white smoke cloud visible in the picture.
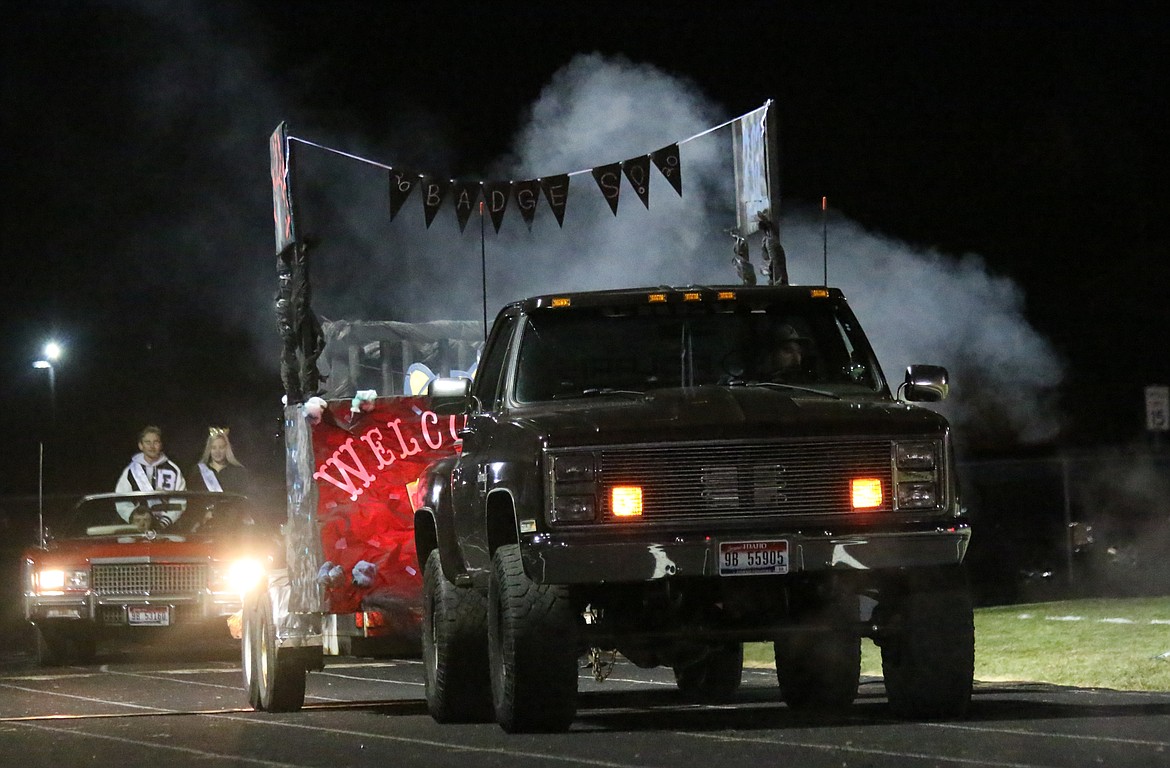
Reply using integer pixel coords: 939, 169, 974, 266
309, 52, 1063, 445
780, 212, 1065, 443
106, 14, 1063, 449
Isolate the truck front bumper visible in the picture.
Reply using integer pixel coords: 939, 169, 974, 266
521, 525, 971, 584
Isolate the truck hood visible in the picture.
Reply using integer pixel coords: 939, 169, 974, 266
510, 385, 949, 446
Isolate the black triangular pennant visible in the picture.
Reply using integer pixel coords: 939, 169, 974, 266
622, 155, 651, 209
388, 168, 418, 220
512, 179, 541, 231
420, 176, 449, 229
651, 143, 682, 197
482, 181, 511, 233
591, 162, 621, 216
540, 174, 570, 228
451, 180, 481, 233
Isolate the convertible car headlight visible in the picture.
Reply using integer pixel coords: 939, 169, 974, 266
37, 568, 89, 594
220, 558, 266, 594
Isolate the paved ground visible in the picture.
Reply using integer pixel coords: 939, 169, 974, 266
1, 641, 1168, 768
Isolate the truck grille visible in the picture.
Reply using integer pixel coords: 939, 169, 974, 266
91, 563, 208, 596
597, 439, 893, 522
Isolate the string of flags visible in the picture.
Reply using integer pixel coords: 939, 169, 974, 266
283, 102, 770, 235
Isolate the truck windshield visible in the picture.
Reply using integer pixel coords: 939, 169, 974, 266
513, 300, 884, 402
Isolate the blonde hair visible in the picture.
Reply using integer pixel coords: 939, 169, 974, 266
200, 426, 244, 467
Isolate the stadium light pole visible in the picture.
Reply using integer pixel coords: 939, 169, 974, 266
33, 340, 62, 545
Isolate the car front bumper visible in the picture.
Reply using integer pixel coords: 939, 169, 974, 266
25, 592, 243, 626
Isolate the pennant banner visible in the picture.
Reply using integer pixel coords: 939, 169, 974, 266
622, 155, 651, 209
651, 143, 682, 197
512, 179, 541, 230
482, 181, 510, 233
451, 180, 481, 232
541, 174, 570, 227
285, 102, 778, 236
421, 176, 448, 229
388, 168, 417, 221
592, 162, 622, 216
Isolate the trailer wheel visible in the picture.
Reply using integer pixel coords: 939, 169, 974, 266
422, 549, 492, 722
774, 593, 861, 712
253, 593, 306, 712
488, 543, 578, 733
673, 642, 743, 701
241, 594, 262, 709
878, 566, 974, 719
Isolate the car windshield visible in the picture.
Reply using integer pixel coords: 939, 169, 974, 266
513, 298, 885, 403
59, 492, 257, 539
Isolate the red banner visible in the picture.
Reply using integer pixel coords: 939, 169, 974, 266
311, 397, 463, 619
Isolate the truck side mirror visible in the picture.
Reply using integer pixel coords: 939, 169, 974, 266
901, 364, 949, 402
427, 376, 473, 415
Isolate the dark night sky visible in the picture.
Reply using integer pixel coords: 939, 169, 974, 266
2, 1, 1167, 500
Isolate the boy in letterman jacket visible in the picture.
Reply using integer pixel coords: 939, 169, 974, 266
114, 425, 187, 528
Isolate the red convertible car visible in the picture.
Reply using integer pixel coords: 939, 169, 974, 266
22, 491, 274, 665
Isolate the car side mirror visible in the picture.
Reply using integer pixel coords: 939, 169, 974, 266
901, 364, 949, 402
427, 376, 473, 415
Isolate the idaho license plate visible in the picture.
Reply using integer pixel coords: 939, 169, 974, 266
719, 540, 789, 576
127, 605, 171, 626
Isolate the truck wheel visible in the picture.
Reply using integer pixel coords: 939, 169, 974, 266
422, 549, 492, 722
673, 642, 743, 701
879, 566, 975, 719
774, 594, 861, 712
254, 593, 306, 712
488, 543, 578, 733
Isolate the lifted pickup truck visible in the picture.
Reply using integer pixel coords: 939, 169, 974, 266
415, 283, 973, 732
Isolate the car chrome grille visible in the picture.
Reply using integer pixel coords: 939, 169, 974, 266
91, 563, 208, 596
597, 439, 893, 522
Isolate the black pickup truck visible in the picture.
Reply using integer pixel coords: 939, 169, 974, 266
413, 284, 973, 732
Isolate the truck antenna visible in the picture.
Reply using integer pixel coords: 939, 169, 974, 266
480, 200, 488, 342
821, 195, 829, 286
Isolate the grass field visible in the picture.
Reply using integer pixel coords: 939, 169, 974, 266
746, 596, 1170, 692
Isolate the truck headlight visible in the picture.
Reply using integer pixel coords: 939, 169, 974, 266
554, 454, 595, 482
896, 441, 937, 470
897, 482, 938, 509
893, 439, 943, 510
551, 495, 596, 523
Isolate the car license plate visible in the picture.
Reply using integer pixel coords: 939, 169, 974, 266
127, 605, 170, 626
719, 540, 789, 576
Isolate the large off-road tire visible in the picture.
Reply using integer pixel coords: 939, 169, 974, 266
774, 593, 861, 712
878, 566, 975, 719
252, 593, 307, 712
673, 642, 744, 702
422, 549, 493, 723
488, 543, 578, 733
35, 621, 96, 666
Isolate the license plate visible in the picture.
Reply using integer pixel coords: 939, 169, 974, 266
719, 540, 789, 576
127, 606, 170, 626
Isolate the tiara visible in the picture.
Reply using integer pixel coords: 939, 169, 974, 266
209, 427, 230, 438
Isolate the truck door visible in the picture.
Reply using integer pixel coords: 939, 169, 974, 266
450, 310, 518, 574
